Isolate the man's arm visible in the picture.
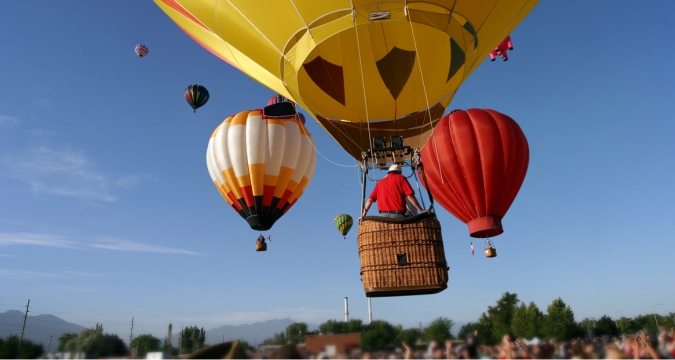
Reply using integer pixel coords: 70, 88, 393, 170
359, 198, 373, 224
406, 195, 428, 213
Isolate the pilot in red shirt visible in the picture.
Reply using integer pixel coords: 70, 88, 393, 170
358, 164, 427, 223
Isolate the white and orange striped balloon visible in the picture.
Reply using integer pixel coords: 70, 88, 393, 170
206, 109, 316, 230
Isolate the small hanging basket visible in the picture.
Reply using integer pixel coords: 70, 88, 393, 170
357, 213, 448, 297
255, 238, 267, 252
484, 239, 497, 258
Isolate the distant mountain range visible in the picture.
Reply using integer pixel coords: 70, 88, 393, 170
200, 319, 319, 347
0, 310, 85, 351
0, 310, 318, 350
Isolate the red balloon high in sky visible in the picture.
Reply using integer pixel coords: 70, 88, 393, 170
421, 109, 529, 238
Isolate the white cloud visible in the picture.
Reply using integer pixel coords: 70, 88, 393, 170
88, 237, 202, 255
0, 232, 202, 256
0, 232, 78, 249
0, 146, 139, 202
0, 115, 19, 126
0, 269, 72, 280
48, 285, 99, 292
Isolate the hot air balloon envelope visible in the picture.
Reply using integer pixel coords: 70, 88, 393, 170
135, 44, 148, 57
206, 109, 317, 230
420, 109, 529, 238
185, 84, 209, 113
155, 0, 539, 159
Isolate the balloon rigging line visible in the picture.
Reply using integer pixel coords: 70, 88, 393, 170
213, 0, 250, 77
226, 0, 289, 62
288, 0, 313, 38
406, 5, 444, 183
293, 90, 362, 150
413, 34, 446, 146
352, 4, 377, 181
300, 122, 357, 168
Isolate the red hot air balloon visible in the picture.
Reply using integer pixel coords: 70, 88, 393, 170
420, 109, 529, 238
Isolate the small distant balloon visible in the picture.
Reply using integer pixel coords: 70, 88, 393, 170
184, 84, 209, 113
135, 44, 148, 58
334, 214, 353, 239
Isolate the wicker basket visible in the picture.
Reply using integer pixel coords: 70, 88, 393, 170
357, 213, 448, 297
484, 240, 496, 258
255, 239, 267, 252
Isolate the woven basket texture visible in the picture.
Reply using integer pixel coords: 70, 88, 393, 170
357, 216, 448, 293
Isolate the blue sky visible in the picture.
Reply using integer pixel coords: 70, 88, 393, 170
1, 1, 674, 341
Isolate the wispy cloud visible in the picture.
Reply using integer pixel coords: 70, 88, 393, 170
0, 232, 202, 256
48, 285, 100, 292
0, 115, 19, 127
0, 269, 72, 280
0, 146, 139, 202
0, 232, 78, 248
88, 237, 202, 255
0, 253, 17, 257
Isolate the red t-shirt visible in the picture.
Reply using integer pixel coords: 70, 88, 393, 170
369, 173, 415, 212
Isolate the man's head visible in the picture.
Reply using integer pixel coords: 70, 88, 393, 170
388, 164, 401, 173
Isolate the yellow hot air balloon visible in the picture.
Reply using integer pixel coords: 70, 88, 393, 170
206, 109, 316, 230
157, 0, 537, 159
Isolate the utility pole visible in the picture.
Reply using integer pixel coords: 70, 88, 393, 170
47, 335, 53, 353
18, 299, 30, 355
652, 304, 663, 329
179, 323, 183, 355
129, 317, 134, 356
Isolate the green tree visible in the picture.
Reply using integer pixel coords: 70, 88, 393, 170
238, 340, 255, 352
423, 317, 455, 343
542, 298, 579, 341
511, 302, 544, 339
0, 335, 44, 359
361, 320, 399, 351
286, 322, 308, 345
593, 316, 619, 338
63, 324, 104, 354
398, 328, 422, 346
180, 326, 205, 353
633, 315, 657, 334
60, 325, 127, 358
318, 319, 364, 334
617, 316, 639, 335
97, 334, 128, 358
58, 333, 77, 351
131, 334, 162, 357
486, 292, 520, 343
262, 332, 287, 346
162, 323, 173, 352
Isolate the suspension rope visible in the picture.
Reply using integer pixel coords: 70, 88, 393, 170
351, 2, 377, 180
212, 0, 250, 76
288, 0, 312, 38
226, 0, 289, 61
406, 4, 444, 183
299, 121, 357, 168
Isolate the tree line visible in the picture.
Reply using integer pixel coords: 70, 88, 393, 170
4, 293, 671, 357
262, 292, 675, 350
